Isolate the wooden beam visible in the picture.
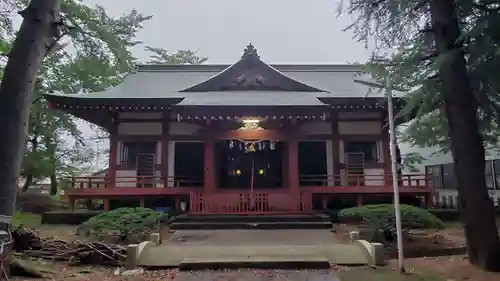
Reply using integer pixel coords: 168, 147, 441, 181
162, 110, 170, 188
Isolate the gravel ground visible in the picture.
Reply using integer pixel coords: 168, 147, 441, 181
175, 269, 340, 281
10, 267, 341, 281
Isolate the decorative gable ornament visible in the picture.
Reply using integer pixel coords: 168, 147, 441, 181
242, 43, 259, 58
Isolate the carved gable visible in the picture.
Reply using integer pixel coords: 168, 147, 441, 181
181, 44, 326, 92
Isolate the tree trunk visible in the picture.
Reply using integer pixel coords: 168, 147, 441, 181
0, 0, 60, 228
49, 174, 57, 196
21, 174, 33, 192
429, 0, 500, 271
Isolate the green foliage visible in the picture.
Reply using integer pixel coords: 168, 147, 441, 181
77, 207, 165, 240
145, 46, 208, 65
0, 1, 207, 192
339, 204, 444, 243
11, 212, 41, 228
338, 1, 500, 153
8, 1, 208, 191
5, 1, 150, 190
400, 152, 425, 172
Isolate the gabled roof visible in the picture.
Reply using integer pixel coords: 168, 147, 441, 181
181, 43, 325, 92
44, 44, 394, 108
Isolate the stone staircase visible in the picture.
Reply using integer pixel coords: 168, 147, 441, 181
170, 213, 332, 230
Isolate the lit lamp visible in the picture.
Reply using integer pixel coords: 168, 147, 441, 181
258, 169, 264, 175
235, 169, 241, 176
239, 118, 263, 130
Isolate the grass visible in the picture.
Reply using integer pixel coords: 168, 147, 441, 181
11, 211, 42, 227
337, 267, 445, 281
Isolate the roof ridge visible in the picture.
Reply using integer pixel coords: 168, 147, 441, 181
136, 63, 365, 73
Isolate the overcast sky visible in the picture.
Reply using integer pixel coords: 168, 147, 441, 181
76, 0, 457, 170
83, 0, 371, 64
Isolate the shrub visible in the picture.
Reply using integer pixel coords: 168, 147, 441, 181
338, 204, 444, 243
77, 207, 166, 241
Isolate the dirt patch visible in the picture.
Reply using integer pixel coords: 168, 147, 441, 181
36, 224, 80, 241
333, 223, 466, 259
330, 224, 357, 243
393, 256, 500, 281
9, 262, 177, 281
386, 234, 466, 259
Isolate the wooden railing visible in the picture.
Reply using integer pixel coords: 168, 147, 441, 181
71, 175, 203, 189
299, 173, 429, 188
70, 174, 430, 189
189, 191, 310, 214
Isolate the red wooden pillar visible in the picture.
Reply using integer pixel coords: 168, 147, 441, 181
357, 195, 363, 206
69, 197, 75, 211
331, 111, 340, 185
287, 139, 300, 210
103, 200, 110, 211
282, 144, 289, 187
162, 116, 170, 188
381, 124, 392, 185
108, 127, 118, 188
105, 124, 118, 212
203, 138, 216, 194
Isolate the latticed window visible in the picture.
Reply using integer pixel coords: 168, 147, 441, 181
425, 165, 443, 189
120, 142, 157, 165
344, 141, 378, 162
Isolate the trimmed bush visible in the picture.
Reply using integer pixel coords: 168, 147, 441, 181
77, 207, 166, 241
338, 204, 444, 243
42, 210, 102, 225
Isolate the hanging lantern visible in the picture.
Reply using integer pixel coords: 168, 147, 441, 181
248, 143, 256, 152
229, 140, 234, 149
270, 141, 276, 150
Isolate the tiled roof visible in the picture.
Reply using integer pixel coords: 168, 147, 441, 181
45, 64, 388, 106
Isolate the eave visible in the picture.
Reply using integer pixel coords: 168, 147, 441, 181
44, 94, 184, 109
43, 94, 184, 129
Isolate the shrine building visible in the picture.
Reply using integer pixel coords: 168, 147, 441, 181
44, 44, 434, 214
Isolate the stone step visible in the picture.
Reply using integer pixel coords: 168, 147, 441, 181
173, 213, 330, 223
170, 221, 333, 230
178, 256, 331, 270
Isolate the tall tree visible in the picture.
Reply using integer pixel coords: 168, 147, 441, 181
429, 0, 500, 270
14, 2, 208, 195
339, 0, 500, 271
17, 0, 152, 194
0, 0, 61, 228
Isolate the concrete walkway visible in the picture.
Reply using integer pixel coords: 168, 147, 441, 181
137, 230, 370, 268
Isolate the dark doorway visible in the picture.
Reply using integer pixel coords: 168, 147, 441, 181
215, 140, 283, 189
121, 141, 157, 166
298, 141, 327, 186
121, 142, 157, 188
174, 142, 204, 187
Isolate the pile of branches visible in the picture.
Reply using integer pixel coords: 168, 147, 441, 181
11, 227, 126, 266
